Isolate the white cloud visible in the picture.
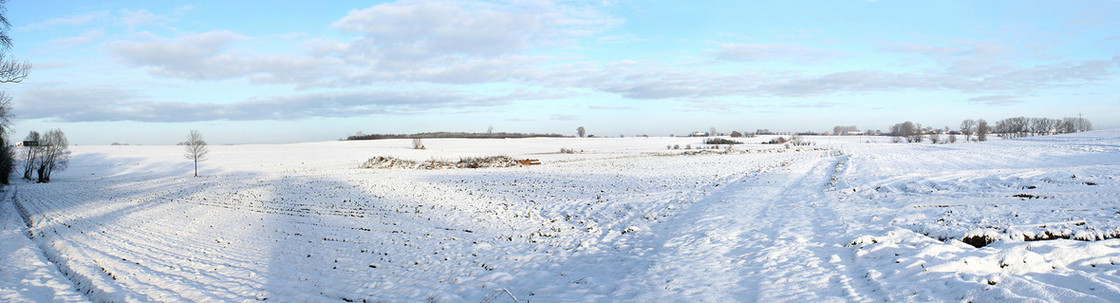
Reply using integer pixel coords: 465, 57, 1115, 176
13, 85, 520, 122
17, 11, 111, 30
967, 95, 1023, 106
713, 43, 847, 62
174, 5, 195, 15
107, 30, 339, 84
48, 30, 106, 47
118, 9, 174, 27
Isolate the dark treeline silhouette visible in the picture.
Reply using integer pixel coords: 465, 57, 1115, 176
347, 132, 568, 141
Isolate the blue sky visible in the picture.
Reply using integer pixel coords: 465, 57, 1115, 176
5, 0, 1120, 144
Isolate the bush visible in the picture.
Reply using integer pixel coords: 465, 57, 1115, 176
362, 156, 522, 169
788, 136, 813, 146
704, 138, 743, 145
560, 148, 579, 154
411, 138, 425, 150
763, 137, 789, 144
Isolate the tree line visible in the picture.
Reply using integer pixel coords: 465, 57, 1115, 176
347, 131, 566, 140
888, 116, 1091, 144
0, 0, 32, 185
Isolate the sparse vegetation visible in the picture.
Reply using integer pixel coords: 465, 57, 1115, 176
788, 136, 813, 146
763, 137, 789, 144
361, 155, 525, 170
704, 138, 743, 145
346, 131, 566, 140
411, 137, 426, 150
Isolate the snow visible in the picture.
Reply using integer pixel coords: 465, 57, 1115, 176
2, 131, 1119, 301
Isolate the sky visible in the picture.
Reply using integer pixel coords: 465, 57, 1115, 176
4, 0, 1120, 145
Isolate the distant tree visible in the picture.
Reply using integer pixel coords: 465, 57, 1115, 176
976, 119, 990, 141
959, 119, 976, 142
21, 130, 39, 180
35, 129, 69, 183
577, 126, 586, 138
832, 125, 858, 135
709, 127, 717, 137
184, 130, 209, 177
411, 137, 425, 150
730, 131, 743, 137
890, 121, 921, 143
487, 126, 494, 136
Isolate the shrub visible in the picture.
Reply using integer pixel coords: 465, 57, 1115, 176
764, 136, 789, 144
560, 148, 579, 154
362, 155, 522, 169
788, 136, 813, 146
411, 138, 426, 150
704, 138, 743, 145
673, 144, 680, 150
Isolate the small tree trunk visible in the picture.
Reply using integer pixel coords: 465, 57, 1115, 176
23, 147, 32, 179
36, 164, 46, 183
194, 158, 198, 177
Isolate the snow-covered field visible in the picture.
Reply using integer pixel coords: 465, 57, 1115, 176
2, 131, 1119, 302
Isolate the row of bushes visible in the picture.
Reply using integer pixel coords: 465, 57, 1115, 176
361, 156, 524, 170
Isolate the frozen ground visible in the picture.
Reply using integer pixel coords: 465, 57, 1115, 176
2, 132, 1119, 302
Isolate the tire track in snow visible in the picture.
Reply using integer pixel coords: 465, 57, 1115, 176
628, 151, 874, 301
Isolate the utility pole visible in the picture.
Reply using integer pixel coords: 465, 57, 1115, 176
1078, 112, 1083, 132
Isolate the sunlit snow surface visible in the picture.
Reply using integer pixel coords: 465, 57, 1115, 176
3, 132, 1119, 302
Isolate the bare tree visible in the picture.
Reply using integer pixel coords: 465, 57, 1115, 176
0, 1, 29, 184
959, 119, 976, 142
977, 119, 990, 142
21, 130, 39, 180
184, 130, 209, 177
487, 126, 494, 136
577, 126, 586, 138
833, 125, 858, 135
709, 127, 717, 137
411, 137, 425, 150
35, 129, 69, 183
0, 91, 10, 184
0, 2, 29, 84
890, 121, 922, 143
